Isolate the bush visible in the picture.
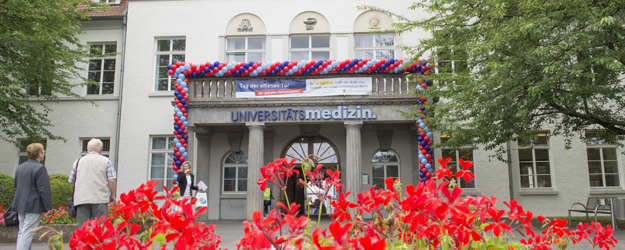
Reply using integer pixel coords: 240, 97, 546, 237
0, 173, 15, 209
50, 174, 73, 209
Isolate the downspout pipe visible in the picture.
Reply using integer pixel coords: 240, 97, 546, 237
113, 8, 128, 197
507, 140, 514, 200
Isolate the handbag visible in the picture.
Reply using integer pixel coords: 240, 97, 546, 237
68, 157, 81, 218
3, 205, 19, 227
195, 192, 208, 207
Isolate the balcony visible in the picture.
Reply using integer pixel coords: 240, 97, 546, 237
187, 73, 417, 108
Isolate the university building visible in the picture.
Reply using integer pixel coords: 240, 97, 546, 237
0, 0, 623, 221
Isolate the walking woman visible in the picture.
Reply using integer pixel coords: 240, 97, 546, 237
177, 161, 199, 198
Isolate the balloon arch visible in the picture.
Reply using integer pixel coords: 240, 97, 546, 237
169, 58, 435, 186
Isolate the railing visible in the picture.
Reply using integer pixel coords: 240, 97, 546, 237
188, 74, 416, 102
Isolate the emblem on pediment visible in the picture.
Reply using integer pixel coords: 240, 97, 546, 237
238, 19, 253, 32
304, 18, 317, 30
369, 16, 381, 29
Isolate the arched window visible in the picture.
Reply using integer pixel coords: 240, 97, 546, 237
283, 136, 338, 164
353, 11, 396, 60
371, 150, 399, 190
289, 11, 331, 61
223, 152, 248, 193
225, 14, 267, 62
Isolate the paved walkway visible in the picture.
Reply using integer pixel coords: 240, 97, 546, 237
1, 219, 622, 249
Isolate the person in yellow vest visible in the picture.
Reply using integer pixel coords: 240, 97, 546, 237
263, 188, 273, 216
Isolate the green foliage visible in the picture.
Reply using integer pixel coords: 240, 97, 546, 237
0, 173, 16, 209
50, 174, 73, 209
362, 0, 625, 157
0, 0, 108, 143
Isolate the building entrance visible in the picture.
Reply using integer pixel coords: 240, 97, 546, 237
281, 136, 340, 216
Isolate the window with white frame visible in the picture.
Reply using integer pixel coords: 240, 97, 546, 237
290, 35, 330, 61
223, 152, 248, 193
155, 39, 185, 91
95, 0, 121, 4
440, 136, 475, 188
371, 150, 399, 190
518, 133, 552, 188
88, 44, 116, 95
354, 34, 394, 60
226, 37, 265, 62
433, 31, 468, 75
18, 139, 47, 166
149, 136, 175, 192
80, 138, 110, 157
586, 131, 620, 187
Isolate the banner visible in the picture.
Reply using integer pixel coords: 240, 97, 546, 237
235, 77, 372, 98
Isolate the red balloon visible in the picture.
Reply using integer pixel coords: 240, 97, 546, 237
168, 70, 174, 76
179, 139, 185, 144
425, 154, 432, 160
420, 132, 426, 137
420, 163, 425, 168
173, 147, 179, 152
183, 129, 188, 135
424, 136, 430, 142
179, 156, 185, 162
177, 103, 183, 109
182, 143, 187, 148
173, 166, 179, 171
180, 90, 186, 96
427, 141, 432, 146
176, 134, 182, 139
421, 150, 427, 155
175, 152, 181, 157
181, 108, 186, 113
172, 180, 177, 185
421, 168, 428, 173
172, 161, 177, 167
426, 172, 432, 178
173, 130, 178, 135
177, 120, 183, 126
184, 95, 189, 100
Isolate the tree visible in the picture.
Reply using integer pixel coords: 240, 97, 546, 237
364, 0, 625, 156
0, 0, 106, 143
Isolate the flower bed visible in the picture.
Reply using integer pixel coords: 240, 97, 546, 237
35, 157, 618, 250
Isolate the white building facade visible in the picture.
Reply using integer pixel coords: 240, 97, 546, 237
0, 0, 623, 221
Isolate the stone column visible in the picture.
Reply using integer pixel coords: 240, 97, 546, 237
409, 130, 421, 186
344, 121, 363, 203
246, 122, 265, 221
195, 132, 211, 220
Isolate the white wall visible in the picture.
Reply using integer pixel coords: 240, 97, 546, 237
0, 20, 123, 180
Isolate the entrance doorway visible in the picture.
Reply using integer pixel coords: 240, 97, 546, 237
281, 136, 340, 216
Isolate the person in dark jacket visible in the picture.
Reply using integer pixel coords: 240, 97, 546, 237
177, 161, 201, 198
12, 143, 53, 250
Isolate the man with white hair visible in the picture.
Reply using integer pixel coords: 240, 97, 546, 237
68, 138, 116, 228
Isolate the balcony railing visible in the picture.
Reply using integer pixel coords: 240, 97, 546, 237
189, 74, 415, 103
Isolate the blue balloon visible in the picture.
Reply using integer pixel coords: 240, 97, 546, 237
419, 123, 426, 128
177, 129, 184, 134
175, 160, 181, 166
419, 172, 425, 178
180, 99, 187, 104
176, 143, 182, 148
181, 82, 187, 87
419, 155, 425, 160
421, 159, 427, 164
180, 147, 186, 153
173, 174, 178, 180
176, 79, 182, 84
174, 138, 179, 144
174, 125, 180, 130
183, 87, 189, 92
167, 65, 172, 70
178, 74, 185, 80
173, 156, 179, 162
184, 64, 191, 70
182, 134, 188, 140
426, 163, 431, 169
181, 116, 186, 121
177, 112, 183, 117
183, 121, 188, 126
422, 177, 428, 182
426, 132, 433, 138
182, 152, 188, 157
420, 141, 427, 146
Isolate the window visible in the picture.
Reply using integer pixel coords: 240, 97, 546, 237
81, 138, 110, 157
586, 132, 620, 187
371, 150, 399, 190
434, 31, 468, 74
88, 44, 116, 95
518, 133, 552, 188
226, 37, 265, 62
149, 136, 175, 192
354, 34, 394, 60
96, 0, 121, 4
155, 39, 185, 91
223, 152, 248, 193
18, 139, 47, 166
290, 36, 330, 61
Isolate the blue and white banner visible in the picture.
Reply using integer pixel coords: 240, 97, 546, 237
235, 77, 372, 98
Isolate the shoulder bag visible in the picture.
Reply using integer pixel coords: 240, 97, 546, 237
3, 197, 19, 227
68, 157, 81, 218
